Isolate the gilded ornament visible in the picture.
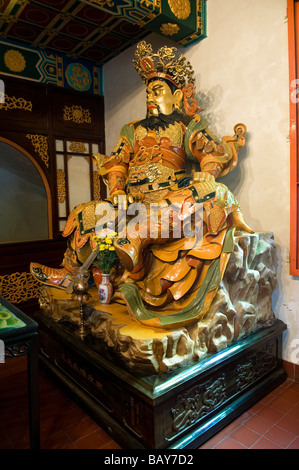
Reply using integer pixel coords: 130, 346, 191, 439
4, 49, 26, 72
160, 23, 180, 36
168, 0, 191, 20
90, 0, 114, 7
26, 134, 49, 167
69, 141, 87, 153
66, 63, 91, 92
63, 105, 92, 124
57, 169, 66, 203
93, 171, 101, 199
133, 41, 195, 87
0, 272, 40, 304
0, 95, 32, 111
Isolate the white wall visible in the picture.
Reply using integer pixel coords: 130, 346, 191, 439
103, 0, 299, 364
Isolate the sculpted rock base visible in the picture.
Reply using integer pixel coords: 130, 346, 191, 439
39, 232, 277, 374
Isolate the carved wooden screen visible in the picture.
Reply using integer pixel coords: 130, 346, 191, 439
55, 139, 101, 231
288, 0, 299, 275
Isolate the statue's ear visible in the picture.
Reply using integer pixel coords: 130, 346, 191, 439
173, 89, 184, 106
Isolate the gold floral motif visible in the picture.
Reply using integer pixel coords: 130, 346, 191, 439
26, 134, 49, 167
57, 169, 66, 203
0, 272, 41, 304
0, 95, 32, 111
63, 105, 92, 124
4, 49, 26, 72
168, 0, 191, 20
69, 141, 87, 153
93, 170, 101, 199
160, 23, 180, 36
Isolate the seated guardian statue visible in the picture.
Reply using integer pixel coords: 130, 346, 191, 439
31, 41, 253, 329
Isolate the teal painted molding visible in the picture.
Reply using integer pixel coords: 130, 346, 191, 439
0, 39, 103, 96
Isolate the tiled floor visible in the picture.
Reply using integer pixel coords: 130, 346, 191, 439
0, 356, 298, 450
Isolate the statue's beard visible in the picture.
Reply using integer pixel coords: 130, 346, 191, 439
138, 110, 184, 131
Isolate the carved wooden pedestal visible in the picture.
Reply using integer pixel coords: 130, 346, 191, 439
33, 310, 286, 449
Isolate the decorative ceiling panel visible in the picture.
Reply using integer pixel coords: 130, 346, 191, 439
0, 1, 206, 66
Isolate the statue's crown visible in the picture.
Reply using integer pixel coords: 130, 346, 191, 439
133, 41, 195, 89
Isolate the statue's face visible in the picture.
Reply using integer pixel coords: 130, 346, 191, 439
146, 79, 183, 116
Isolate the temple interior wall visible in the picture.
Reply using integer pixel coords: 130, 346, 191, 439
103, 0, 298, 364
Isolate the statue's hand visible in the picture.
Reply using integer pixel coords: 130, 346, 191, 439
110, 190, 127, 208
191, 171, 215, 183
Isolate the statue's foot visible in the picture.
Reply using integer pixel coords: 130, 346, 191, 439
30, 262, 74, 290
114, 237, 141, 272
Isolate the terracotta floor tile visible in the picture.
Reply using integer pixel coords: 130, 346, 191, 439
73, 430, 111, 449
199, 430, 227, 449
0, 425, 12, 449
64, 416, 100, 441
251, 436, 282, 449
277, 378, 293, 390
266, 396, 293, 414
276, 412, 299, 435
291, 404, 299, 420
248, 401, 265, 414
100, 439, 122, 449
287, 436, 299, 449
0, 404, 27, 424
221, 420, 241, 435
8, 430, 30, 449
279, 388, 299, 404
64, 442, 80, 449
41, 430, 73, 449
257, 405, 285, 424
245, 414, 274, 435
287, 382, 299, 393
198, 440, 213, 449
230, 425, 261, 447
40, 408, 85, 436
260, 390, 278, 404
214, 436, 247, 449
264, 425, 296, 448
2, 414, 29, 440
95, 427, 114, 443
235, 410, 253, 424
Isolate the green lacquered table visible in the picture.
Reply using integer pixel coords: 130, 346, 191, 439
0, 295, 39, 449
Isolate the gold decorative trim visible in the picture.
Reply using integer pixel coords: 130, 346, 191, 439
0, 272, 41, 304
57, 169, 66, 203
69, 141, 87, 153
93, 170, 101, 199
63, 105, 92, 124
0, 94, 32, 111
4, 49, 26, 72
168, 0, 191, 20
84, 155, 90, 164
160, 23, 180, 36
26, 134, 49, 167
90, 0, 114, 7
